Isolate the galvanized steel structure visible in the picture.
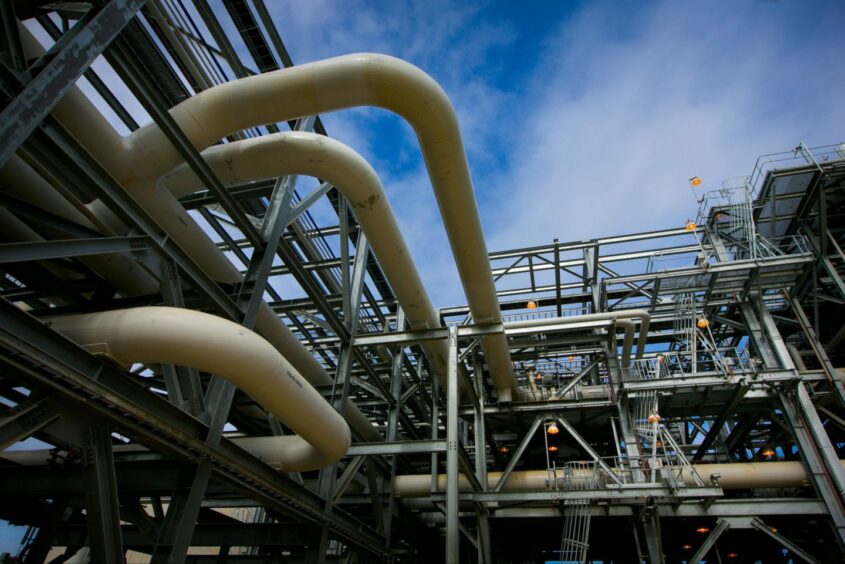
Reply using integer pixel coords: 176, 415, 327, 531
0, 2, 844, 562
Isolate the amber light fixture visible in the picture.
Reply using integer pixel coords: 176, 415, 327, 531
697, 317, 710, 329
499, 446, 510, 454
761, 446, 776, 458
685, 220, 698, 231
681, 545, 693, 550
726, 553, 738, 559
689, 176, 702, 187
648, 412, 662, 424
527, 300, 538, 309
548, 445, 558, 452
547, 422, 560, 435
696, 527, 710, 534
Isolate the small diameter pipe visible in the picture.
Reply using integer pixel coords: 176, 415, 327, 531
48, 307, 350, 471
160, 131, 449, 379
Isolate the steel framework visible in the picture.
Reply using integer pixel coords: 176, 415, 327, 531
0, 2, 844, 563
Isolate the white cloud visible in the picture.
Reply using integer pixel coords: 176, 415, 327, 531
266, 0, 845, 308
484, 1, 845, 250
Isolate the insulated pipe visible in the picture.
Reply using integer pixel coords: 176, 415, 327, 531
504, 310, 651, 364
20, 23, 377, 441
47, 306, 350, 471
160, 131, 449, 378
41, 50, 517, 401
392, 461, 826, 496
787, 344, 808, 372
0, 448, 827, 492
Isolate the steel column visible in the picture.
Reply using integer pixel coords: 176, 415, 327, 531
0, 395, 61, 451
749, 517, 821, 564
81, 420, 125, 562
446, 325, 460, 563
779, 384, 845, 549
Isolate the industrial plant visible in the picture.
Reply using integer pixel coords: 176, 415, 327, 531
0, 1, 843, 562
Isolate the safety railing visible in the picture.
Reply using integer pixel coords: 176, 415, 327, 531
748, 141, 845, 198
625, 347, 754, 381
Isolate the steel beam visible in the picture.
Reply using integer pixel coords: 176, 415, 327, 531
688, 518, 730, 564
493, 415, 543, 492
445, 325, 460, 563
779, 384, 845, 549
0, 0, 148, 167
692, 380, 749, 461
554, 416, 623, 486
346, 439, 447, 456
749, 517, 821, 564
0, 236, 148, 263
0, 395, 61, 451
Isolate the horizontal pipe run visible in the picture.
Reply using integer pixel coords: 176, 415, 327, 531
48, 307, 350, 471
392, 461, 826, 496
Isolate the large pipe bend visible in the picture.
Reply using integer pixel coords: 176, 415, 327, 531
116, 54, 517, 400
47, 306, 351, 471
43, 50, 518, 399
160, 131, 448, 377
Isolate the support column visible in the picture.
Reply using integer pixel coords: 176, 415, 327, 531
81, 420, 124, 563
383, 309, 406, 551
473, 352, 492, 564
446, 325, 460, 563
0, 0, 148, 167
779, 384, 845, 549
307, 226, 372, 563
639, 507, 664, 564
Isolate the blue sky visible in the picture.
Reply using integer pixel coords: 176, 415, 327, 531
33, 0, 844, 308
5, 0, 843, 554
256, 0, 845, 307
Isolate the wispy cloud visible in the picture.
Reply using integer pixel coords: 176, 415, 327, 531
269, 1, 845, 307
484, 1, 845, 252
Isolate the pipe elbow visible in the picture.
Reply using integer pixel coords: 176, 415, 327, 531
49, 307, 351, 471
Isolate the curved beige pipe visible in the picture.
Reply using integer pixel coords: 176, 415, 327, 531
160, 131, 449, 378
505, 310, 651, 365
17, 28, 383, 443
47, 307, 350, 471
42, 50, 516, 401
392, 460, 822, 496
